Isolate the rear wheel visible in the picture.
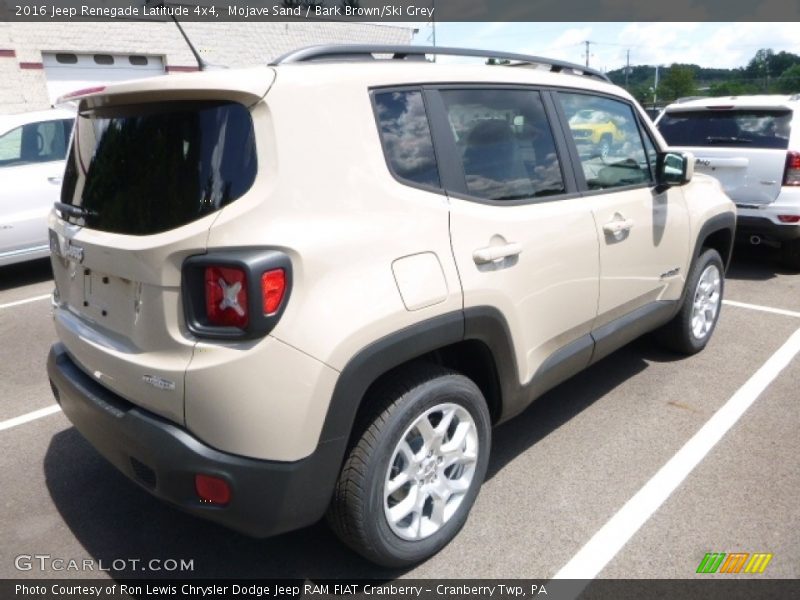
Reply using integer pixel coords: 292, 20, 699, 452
656, 248, 724, 355
327, 364, 491, 567
781, 239, 800, 270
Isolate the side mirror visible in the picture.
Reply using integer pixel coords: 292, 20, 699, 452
657, 151, 694, 186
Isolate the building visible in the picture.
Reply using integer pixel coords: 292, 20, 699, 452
0, 21, 412, 113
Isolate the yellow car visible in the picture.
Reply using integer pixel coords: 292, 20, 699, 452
569, 109, 626, 158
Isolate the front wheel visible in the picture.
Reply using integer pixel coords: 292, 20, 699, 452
326, 365, 491, 567
656, 248, 724, 355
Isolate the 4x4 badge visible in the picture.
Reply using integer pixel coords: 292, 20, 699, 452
142, 375, 176, 391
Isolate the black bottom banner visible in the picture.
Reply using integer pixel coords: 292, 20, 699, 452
4, 579, 800, 600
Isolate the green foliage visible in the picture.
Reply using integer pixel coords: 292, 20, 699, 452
708, 80, 760, 97
658, 65, 696, 102
776, 64, 800, 94
608, 48, 800, 99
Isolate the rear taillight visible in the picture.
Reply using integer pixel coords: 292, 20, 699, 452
784, 151, 800, 186
261, 269, 286, 315
183, 250, 292, 340
205, 266, 249, 328
777, 215, 800, 223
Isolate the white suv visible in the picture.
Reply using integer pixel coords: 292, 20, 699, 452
46, 45, 735, 566
656, 95, 800, 268
0, 108, 75, 267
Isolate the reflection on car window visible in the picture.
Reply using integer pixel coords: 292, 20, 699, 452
439, 89, 565, 202
559, 93, 652, 190
657, 110, 791, 149
374, 90, 440, 188
0, 119, 71, 167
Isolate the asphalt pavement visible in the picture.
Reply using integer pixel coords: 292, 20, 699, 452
0, 245, 797, 582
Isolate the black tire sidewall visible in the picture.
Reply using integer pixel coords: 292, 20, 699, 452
360, 375, 491, 567
680, 248, 725, 352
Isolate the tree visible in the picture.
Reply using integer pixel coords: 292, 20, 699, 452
740, 49, 800, 92
776, 64, 800, 94
658, 65, 696, 102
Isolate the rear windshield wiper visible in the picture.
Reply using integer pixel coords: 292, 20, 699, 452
54, 202, 97, 220
705, 136, 752, 144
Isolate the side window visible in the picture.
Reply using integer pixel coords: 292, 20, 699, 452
0, 119, 70, 168
558, 93, 653, 190
0, 126, 23, 166
373, 90, 440, 188
440, 89, 565, 201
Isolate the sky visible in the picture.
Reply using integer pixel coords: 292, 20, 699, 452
406, 22, 800, 72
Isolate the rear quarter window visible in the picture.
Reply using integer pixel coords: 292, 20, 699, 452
658, 109, 791, 149
373, 90, 440, 189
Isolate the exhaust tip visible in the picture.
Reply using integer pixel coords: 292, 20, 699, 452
750, 235, 762, 246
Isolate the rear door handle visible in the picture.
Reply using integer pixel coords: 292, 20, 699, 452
473, 242, 522, 265
603, 216, 635, 237
47, 176, 63, 185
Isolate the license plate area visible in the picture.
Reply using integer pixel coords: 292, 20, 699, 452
74, 268, 136, 331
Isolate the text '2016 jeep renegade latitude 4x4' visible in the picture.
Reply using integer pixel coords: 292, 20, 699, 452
47, 45, 735, 567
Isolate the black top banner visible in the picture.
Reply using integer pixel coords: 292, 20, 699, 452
2, 0, 798, 22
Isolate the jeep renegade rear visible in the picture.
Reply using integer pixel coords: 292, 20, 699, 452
47, 45, 736, 567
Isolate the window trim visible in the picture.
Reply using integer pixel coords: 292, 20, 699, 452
552, 88, 661, 195
424, 83, 578, 207
369, 86, 446, 197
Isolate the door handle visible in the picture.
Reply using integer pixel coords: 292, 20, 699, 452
603, 216, 635, 237
473, 242, 522, 265
47, 176, 63, 185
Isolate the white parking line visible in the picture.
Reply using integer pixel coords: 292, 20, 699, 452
0, 405, 62, 432
554, 325, 800, 580
723, 299, 800, 319
0, 294, 50, 310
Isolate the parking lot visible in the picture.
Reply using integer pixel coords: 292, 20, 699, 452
1, 245, 798, 582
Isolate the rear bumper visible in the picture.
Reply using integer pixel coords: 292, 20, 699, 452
47, 343, 341, 538
736, 216, 800, 242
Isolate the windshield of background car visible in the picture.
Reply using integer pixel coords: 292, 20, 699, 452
657, 109, 791, 149
61, 100, 257, 235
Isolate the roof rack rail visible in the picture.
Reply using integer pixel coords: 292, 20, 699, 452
270, 44, 611, 82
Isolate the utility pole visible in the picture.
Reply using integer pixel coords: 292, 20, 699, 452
653, 64, 660, 106
584, 40, 591, 67
428, 0, 436, 63
625, 49, 630, 88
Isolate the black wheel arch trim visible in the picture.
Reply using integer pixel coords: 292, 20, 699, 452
693, 211, 736, 272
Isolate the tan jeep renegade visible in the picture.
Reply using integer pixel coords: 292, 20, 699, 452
46, 45, 736, 567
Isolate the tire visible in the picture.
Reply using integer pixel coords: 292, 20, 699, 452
781, 239, 800, 270
326, 364, 491, 567
656, 248, 724, 355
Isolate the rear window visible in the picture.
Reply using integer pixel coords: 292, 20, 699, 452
658, 109, 791, 149
61, 100, 256, 235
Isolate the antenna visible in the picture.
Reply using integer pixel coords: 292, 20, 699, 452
144, 0, 209, 71
171, 13, 209, 71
